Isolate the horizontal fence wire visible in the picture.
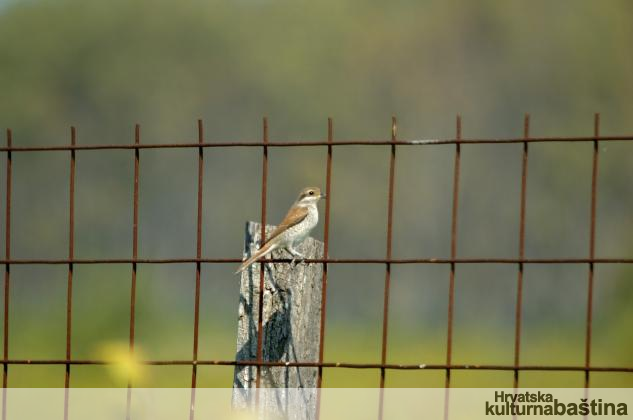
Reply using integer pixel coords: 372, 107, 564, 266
0, 359, 630, 372
0, 257, 631, 264
2, 118, 632, 415
0, 135, 633, 152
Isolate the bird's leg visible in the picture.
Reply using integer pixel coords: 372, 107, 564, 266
287, 245, 304, 268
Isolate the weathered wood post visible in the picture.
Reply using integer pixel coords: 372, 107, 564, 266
232, 221, 323, 420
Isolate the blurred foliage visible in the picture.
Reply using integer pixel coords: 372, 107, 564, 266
0, 0, 631, 387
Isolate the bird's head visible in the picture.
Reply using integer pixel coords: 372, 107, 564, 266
295, 186, 326, 206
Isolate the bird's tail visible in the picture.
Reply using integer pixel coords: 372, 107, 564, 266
235, 241, 278, 274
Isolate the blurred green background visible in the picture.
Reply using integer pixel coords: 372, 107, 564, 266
0, 0, 631, 388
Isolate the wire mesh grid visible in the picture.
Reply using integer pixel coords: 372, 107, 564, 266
1, 114, 632, 420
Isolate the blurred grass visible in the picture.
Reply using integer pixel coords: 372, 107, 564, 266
2, 251, 631, 389
6, 325, 629, 388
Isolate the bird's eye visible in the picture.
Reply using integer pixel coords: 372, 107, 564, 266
309, 191, 314, 195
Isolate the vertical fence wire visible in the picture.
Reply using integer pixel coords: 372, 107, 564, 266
189, 119, 204, 419
513, 115, 530, 389
126, 124, 141, 420
315, 117, 334, 420
2, 129, 12, 419
255, 117, 269, 393
378, 117, 397, 420
444, 115, 462, 420
129, 123, 141, 359
63, 126, 76, 419
317, 118, 333, 387
584, 113, 600, 387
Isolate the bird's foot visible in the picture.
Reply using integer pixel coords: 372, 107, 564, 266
287, 247, 305, 269
290, 258, 307, 270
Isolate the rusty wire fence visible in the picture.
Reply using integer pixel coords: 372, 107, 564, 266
1, 114, 632, 420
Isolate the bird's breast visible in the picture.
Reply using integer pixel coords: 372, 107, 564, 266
305, 206, 318, 229
282, 206, 318, 243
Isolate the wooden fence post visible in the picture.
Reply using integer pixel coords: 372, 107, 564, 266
232, 221, 323, 419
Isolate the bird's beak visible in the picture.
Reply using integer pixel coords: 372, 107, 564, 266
321, 194, 327, 199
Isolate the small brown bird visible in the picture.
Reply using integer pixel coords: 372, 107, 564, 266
236, 187, 326, 273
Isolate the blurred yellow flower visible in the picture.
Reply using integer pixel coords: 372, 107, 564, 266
96, 342, 146, 384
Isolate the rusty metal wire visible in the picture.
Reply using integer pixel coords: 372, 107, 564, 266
0, 358, 630, 371
189, 119, 205, 420
0, 257, 631, 264
2, 116, 632, 420
512, 115, 530, 389
2, 130, 11, 420
443, 116, 462, 420
63, 126, 76, 420
2, 134, 633, 152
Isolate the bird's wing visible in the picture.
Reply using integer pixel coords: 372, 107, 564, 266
264, 206, 309, 245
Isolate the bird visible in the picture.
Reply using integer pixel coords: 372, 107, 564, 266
236, 186, 326, 274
